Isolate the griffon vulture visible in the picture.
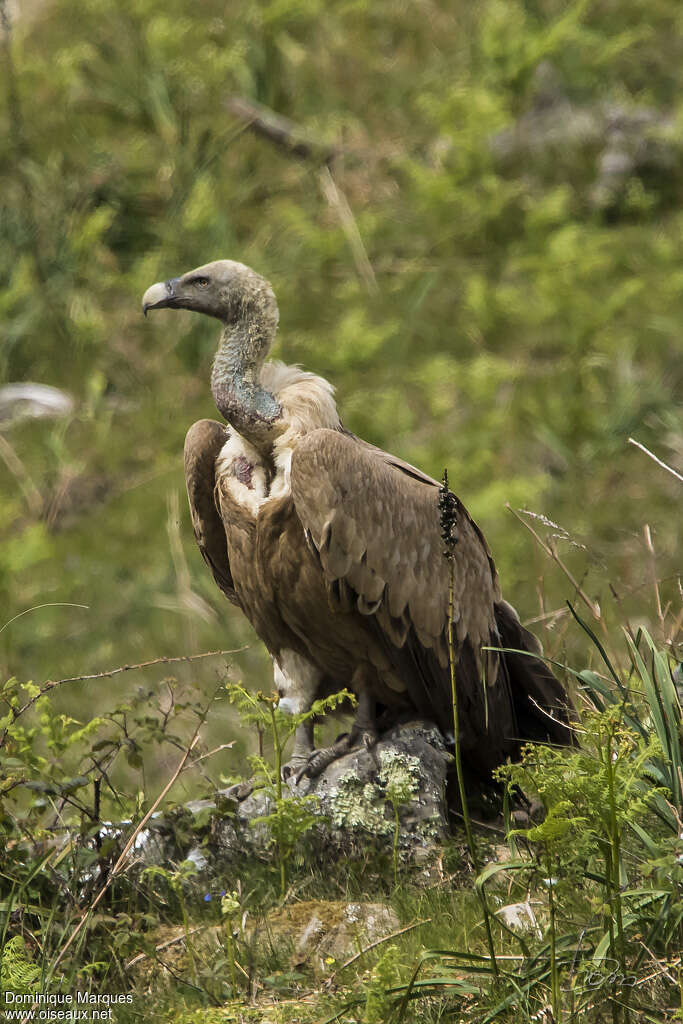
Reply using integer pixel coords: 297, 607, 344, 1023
142, 260, 574, 781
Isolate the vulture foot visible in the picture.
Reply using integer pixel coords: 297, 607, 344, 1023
281, 752, 311, 782
294, 727, 378, 783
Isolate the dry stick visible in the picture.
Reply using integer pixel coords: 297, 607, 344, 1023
324, 919, 431, 987
0, 602, 90, 636
187, 741, 235, 769
643, 524, 666, 641
528, 695, 585, 737
125, 926, 250, 982
318, 165, 378, 294
1, 647, 245, 746
524, 606, 570, 628
125, 926, 205, 968
0, 433, 44, 515
628, 437, 683, 484
227, 95, 342, 165
506, 503, 600, 622
41, 719, 205, 991
225, 94, 376, 295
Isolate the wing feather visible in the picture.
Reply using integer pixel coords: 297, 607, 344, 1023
290, 429, 499, 675
184, 419, 240, 607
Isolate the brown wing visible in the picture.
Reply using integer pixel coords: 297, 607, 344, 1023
347, 429, 500, 585
184, 419, 240, 607
290, 429, 500, 675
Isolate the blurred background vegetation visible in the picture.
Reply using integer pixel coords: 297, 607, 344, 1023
1, 0, 681, 788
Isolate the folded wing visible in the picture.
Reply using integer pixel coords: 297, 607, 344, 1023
290, 428, 499, 678
184, 419, 240, 607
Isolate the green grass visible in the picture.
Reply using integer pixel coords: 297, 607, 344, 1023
2, 596, 681, 1023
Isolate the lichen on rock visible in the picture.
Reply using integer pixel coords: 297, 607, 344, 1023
328, 770, 393, 834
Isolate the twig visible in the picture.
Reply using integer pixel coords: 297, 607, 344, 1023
125, 925, 206, 969
643, 524, 665, 640
448, 810, 506, 834
527, 695, 585, 736
227, 95, 341, 165
324, 918, 431, 986
633, 954, 681, 988
187, 741, 236, 768
43, 712, 208, 989
0, 602, 89, 636
506, 503, 601, 621
39, 647, 245, 688
628, 437, 683, 483
0, 433, 43, 515
523, 606, 570, 628
318, 165, 378, 294
127, 925, 245, 983
0, 647, 245, 747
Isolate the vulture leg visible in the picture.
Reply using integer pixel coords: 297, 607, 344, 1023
284, 718, 315, 779
275, 651, 324, 778
295, 668, 378, 782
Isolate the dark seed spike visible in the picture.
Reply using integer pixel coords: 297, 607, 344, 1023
439, 468, 458, 557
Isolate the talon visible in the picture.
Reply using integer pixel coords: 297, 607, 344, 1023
282, 752, 311, 783
294, 734, 357, 783
361, 730, 378, 751
223, 780, 254, 802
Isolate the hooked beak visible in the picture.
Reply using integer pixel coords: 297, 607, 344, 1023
142, 277, 182, 316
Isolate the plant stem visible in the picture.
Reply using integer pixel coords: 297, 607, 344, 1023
605, 719, 629, 1022
225, 926, 238, 998
447, 561, 499, 977
174, 881, 198, 987
269, 702, 286, 900
392, 802, 400, 887
546, 847, 560, 1022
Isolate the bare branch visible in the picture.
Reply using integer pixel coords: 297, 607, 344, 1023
318, 166, 378, 294
324, 918, 431, 987
506, 504, 601, 620
628, 437, 683, 483
1, 647, 246, 747
227, 95, 341, 165
43, 702, 212, 993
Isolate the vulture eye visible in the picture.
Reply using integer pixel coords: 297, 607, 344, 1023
195, 277, 210, 288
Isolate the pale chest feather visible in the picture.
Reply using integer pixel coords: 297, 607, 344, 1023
215, 432, 271, 516
214, 361, 341, 517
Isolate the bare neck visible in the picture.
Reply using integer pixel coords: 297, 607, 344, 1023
211, 321, 282, 446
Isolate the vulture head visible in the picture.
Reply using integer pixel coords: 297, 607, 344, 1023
142, 259, 279, 332
142, 260, 283, 443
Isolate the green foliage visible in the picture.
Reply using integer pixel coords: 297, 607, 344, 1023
379, 748, 420, 887
0, 0, 682, 1018
1, 935, 41, 995
0, 667, 224, 1003
1, 0, 682, 717
226, 682, 354, 898
401, 628, 683, 1023
363, 943, 402, 1024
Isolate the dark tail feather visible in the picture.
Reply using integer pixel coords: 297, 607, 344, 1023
494, 600, 577, 747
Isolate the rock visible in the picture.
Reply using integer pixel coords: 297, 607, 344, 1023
127, 899, 401, 983
208, 719, 451, 868
266, 900, 400, 973
496, 900, 541, 936
56, 720, 452, 895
